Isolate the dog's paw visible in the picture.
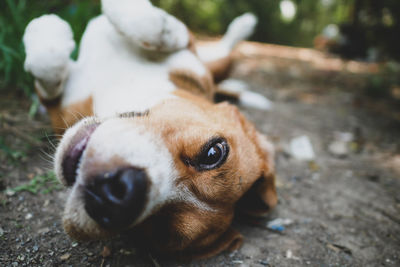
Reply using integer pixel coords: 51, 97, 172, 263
23, 15, 75, 88
219, 79, 273, 110
223, 13, 258, 48
102, 0, 189, 52
239, 91, 273, 111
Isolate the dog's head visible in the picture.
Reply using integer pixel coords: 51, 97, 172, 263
55, 91, 276, 259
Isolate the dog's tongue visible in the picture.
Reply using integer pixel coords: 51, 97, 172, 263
62, 124, 98, 186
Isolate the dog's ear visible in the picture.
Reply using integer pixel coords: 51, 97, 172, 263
236, 131, 277, 217
217, 102, 277, 216
182, 227, 243, 260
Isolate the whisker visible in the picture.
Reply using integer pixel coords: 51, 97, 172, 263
60, 116, 70, 129
39, 153, 55, 166
44, 132, 57, 150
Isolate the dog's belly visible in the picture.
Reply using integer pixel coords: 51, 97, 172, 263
60, 15, 206, 118
92, 71, 176, 118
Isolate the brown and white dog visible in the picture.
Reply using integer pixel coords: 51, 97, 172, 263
23, 0, 277, 260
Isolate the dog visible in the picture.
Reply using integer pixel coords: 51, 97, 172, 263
23, 0, 277, 260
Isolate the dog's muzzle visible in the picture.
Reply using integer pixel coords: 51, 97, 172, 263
83, 167, 148, 230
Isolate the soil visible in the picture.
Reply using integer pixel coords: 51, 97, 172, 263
1, 43, 400, 267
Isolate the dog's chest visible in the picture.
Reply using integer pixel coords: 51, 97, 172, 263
61, 16, 206, 118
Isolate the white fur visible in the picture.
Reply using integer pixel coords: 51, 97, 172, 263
222, 13, 258, 49
28, 3, 260, 235
197, 13, 257, 63
239, 91, 273, 110
79, 119, 177, 224
219, 79, 273, 110
102, 0, 189, 51
60, 15, 206, 118
23, 14, 75, 99
219, 79, 249, 93
54, 117, 99, 185
63, 185, 105, 237
58, 118, 214, 231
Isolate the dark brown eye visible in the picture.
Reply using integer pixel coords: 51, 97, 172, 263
196, 138, 229, 171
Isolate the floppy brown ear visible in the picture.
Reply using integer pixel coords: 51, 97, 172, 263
217, 102, 277, 216
236, 131, 277, 217
183, 227, 243, 260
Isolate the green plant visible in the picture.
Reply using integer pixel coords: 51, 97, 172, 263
0, 0, 100, 96
0, 137, 27, 162
365, 62, 400, 98
10, 170, 62, 194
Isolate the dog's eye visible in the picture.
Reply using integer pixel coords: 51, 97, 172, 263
196, 138, 229, 171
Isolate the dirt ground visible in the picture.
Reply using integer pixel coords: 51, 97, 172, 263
1, 43, 400, 267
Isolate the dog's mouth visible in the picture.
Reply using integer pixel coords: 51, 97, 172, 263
61, 123, 99, 186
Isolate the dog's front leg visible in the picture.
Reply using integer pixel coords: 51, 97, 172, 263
23, 15, 75, 101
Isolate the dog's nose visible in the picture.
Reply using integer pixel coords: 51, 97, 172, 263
84, 168, 148, 230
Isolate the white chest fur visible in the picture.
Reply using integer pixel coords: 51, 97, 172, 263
62, 16, 206, 118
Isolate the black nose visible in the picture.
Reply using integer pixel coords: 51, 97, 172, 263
84, 167, 148, 230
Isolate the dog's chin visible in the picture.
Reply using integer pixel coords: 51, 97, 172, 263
62, 184, 116, 241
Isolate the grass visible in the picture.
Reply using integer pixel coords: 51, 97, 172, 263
0, 0, 100, 96
0, 136, 27, 163
0, 0, 329, 98
1, 0, 398, 103
9, 170, 62, 195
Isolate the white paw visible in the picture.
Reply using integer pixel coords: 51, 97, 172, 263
239, 91, 273, 111
102, 0, 189, 51
219, 79, 250, 93
23, 14, 75, 84
220, 79, 273, 110
223, 13, 258, 48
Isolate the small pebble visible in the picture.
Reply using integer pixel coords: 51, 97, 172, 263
290, 136, 315, 161
38, 227, 50, 235
43, 199, 50, 207
119, 249, 134, 255
6, 190, 16, 196
60, 253, 71, 261
328, 141, 349, 157
286, 250, 293, 259
267, 218, 294, 232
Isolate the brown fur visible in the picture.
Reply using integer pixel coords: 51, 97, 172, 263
169, 69, 215, 100
104, 93, 276, 258
37, 87, 93, 135
205, 56, 233, 83
39, 34, 276, 259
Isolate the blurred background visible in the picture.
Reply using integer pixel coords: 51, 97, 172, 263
1, 2, 400, 266
1, 0, 400, 98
